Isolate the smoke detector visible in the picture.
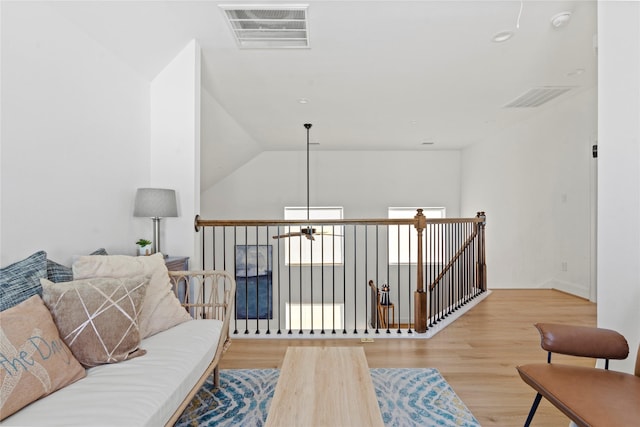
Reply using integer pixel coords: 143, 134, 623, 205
220, 4, 309, 48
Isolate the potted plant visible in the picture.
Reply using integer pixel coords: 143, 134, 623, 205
136, 238, 152, 256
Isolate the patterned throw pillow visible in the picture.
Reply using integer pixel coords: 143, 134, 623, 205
72, 254, 192, 338
41, 276, 148, 367
46, 248, 108, 283
0, 251, 48, 311
0, 295, 86, 420
45, 260, 73, 283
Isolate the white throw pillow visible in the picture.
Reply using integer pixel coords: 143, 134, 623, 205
72, 253, 191, 338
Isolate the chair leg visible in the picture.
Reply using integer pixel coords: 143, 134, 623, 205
378, 304, 386, 329
213, 366, 220, 388
524, 393, 542, 427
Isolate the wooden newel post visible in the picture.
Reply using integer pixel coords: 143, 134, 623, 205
476, 211, 487, 292
414, 209, 428, 333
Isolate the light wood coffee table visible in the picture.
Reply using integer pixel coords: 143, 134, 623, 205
265, 346, 384, 427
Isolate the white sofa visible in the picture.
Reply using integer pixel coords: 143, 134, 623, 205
1, 270, 236, 427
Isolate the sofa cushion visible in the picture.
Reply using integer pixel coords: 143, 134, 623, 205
0, 319, 223, 426
46, 248, 108, 283
0, 295, 86, 420
72, 254, 192, 338
0, 251, 48, 311
41, 276, 148, 367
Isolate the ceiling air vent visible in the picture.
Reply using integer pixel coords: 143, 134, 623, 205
504, 86, 573, 108
221, 4, 309, 48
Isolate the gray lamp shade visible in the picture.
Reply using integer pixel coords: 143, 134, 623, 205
133, 188, 178, 218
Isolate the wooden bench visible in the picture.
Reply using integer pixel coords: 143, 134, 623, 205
516, 323, 640, 427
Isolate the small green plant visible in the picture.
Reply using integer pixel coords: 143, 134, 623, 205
136, 238, 152, 247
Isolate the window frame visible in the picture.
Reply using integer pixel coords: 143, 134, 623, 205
387, 207, 446, 265
283, 206, 344, 266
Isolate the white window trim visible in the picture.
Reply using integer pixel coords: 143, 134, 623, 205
388, 207, 446, 265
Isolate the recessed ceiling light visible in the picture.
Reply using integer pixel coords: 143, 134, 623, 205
298, 98, 309, 104
550, 11, 572, 28
492, 31, 514, 43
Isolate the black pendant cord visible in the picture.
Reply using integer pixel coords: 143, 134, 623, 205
304, 123, 312, 224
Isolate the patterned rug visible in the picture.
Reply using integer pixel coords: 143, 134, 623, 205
175, 368, 480, 427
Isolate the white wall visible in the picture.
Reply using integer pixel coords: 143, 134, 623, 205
1, 2, 150, 266
461, 88, 597, 295
201, 150, 461, 220
597, 1, 640, 374
149, 40, 201, 266
200, 88, 262, 192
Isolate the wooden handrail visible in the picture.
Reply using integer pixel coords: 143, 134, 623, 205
194, 210, 487, 334
428, 226, 478, 291
429, 212, 486, 292
195, 214, 484, 231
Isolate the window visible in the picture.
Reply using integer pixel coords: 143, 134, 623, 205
285, 302, 344, 330
388, 207, 445, 264
283, 207, 344, 265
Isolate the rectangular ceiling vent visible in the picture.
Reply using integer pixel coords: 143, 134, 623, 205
504, 86, 574, 108
220, 4, 309, 49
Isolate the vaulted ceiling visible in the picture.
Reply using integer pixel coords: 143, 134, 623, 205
52, 0, 597, 152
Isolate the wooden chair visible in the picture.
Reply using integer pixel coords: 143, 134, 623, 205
517, 323, 640, 427
368, 280, 382, 329
368, 280, 394, 329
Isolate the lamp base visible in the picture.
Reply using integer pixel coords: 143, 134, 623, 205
152, 217, 162, 255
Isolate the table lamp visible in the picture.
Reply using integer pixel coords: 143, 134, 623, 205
133, 188, 178, 255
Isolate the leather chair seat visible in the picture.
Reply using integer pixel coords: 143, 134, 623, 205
517, 363, 640, 427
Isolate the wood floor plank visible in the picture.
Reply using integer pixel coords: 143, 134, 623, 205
220, 289, 597, 427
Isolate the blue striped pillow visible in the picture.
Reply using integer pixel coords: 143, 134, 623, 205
0, 251, 48, 311
46, 259, 73, 283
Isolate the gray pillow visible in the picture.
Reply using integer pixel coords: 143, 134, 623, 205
46, 248, 108, 283
0, 251, 48, 311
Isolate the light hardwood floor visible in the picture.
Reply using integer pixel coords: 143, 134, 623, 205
220, 289, 597, 427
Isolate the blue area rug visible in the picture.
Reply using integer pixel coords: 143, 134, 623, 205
175, 368, 480, 427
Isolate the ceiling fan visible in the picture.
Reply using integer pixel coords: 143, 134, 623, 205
272, 124, 340, 241
272, 225, 324, 241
